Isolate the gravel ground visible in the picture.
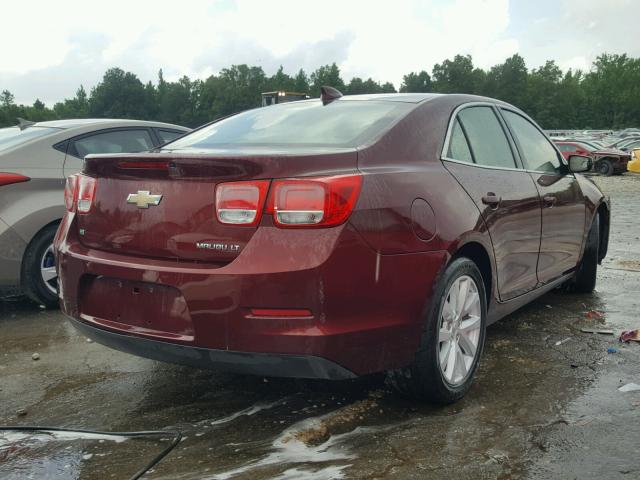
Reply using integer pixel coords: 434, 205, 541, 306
1, 173, 639, 480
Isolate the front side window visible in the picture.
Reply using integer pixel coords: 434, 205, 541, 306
503, 110, 563, 173
73, 129, 154, 158
457, 106, 516, 169
0, 126, 59, 152
164, 100, 414, 149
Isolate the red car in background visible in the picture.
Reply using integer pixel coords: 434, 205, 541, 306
56, 90, 610, 404
555, 141, 630, 175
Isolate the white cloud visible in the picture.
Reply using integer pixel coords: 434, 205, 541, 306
0, 0, 638, 105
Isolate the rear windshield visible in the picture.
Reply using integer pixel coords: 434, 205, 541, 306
0, 126, 59, 152
164, 100, 413, 149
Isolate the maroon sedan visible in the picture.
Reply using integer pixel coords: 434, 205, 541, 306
55, 90, 610, 404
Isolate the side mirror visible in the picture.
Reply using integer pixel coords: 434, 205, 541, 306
568, 155, 592, 173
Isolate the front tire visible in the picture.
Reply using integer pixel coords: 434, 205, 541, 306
566, 214, 599, 293
21, 223, 60, 308
597, 159, 613, 176
387, 257, 487, 404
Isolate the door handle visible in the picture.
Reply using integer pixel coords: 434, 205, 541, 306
543, 195, 557, 207
482, 193, 501, 208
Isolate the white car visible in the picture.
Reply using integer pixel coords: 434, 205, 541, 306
0, 118, 190, 306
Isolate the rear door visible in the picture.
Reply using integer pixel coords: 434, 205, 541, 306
500, 108, 586, 284
63, 128, 155, 177
442, 104, 542, 301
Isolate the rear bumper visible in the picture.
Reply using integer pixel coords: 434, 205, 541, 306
56, 212, 447, 377
68, 315, 357, 380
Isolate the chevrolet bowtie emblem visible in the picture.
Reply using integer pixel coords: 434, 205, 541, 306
127, 191, 163, 209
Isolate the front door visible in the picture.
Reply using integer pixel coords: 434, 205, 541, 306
442, 105, 542, 301
500, 109, 586, 284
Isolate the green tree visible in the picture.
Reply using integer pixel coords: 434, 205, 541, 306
399, 71, 432, 92
581, 54, 640, 128
485, 54, 528, 108
309, 63, 345, 96
526, 60, 563, 127
267, 66, 296, 92
293, 69, 310, 93
1, 90, 14, 108
344, 77, 391, 95
432, 55, 485, 94
89, 68, 155, 119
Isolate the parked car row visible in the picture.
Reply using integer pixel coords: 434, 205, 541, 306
554, 140, 630, 175
0, 119, 189, 306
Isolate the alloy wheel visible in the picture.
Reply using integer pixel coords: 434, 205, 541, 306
437, 275, 482, 386
40, 244, 57, 295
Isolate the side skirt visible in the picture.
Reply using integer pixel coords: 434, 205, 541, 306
487, 273, 574, 325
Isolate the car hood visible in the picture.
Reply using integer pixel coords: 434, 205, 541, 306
592, 148, 630, 156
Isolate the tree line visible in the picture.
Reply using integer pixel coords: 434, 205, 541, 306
1, 53, 638, 130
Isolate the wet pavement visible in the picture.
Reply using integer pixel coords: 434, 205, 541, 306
1, 174, 640, 479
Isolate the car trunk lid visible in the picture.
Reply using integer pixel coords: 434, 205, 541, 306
77, 149, 358, 263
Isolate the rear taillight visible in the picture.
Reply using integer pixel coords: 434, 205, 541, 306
0, 173, 30, 187
65, 174, 96, 214
267, 174, 362, 228
214, 174, 362, 228
215, 180, 270, 226
64, 175, 78, 212
76, 175, 97, 214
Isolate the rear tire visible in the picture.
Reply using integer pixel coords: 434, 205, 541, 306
565, 214, 599, 293
597, 159, 613, 176
21, 223, 60, 308
387, 257, 487, 404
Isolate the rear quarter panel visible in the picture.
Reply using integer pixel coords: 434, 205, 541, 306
350, 96, 496, 296
0, 142, 65, 243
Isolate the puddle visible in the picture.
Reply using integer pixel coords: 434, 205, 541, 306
0, 430, 175, 480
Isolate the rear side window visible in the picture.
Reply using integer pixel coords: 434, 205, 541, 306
0, 126, 58, 152
164, 100, 414, 149
457, 107, 516, 169
72, 129, 154, 158
157, 129, 185, 144
446, 119, 474, 163
502, 110, 562, 173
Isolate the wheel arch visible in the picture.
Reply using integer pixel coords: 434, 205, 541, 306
596, 201, 610, 263
20, 219, 62, 284
451, 240, 494, 308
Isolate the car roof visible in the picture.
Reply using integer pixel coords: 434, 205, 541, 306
336, 93, 443, 103
30, 118, 189, 130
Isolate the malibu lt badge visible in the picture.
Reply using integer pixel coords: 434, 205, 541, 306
196, 241, 241, 252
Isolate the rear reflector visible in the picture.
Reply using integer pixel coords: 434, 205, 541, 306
76, 175, 97, 214
0, 173, 30, 187
215, 180, 270, 226
250, 308, 313, 318
267, 174, 362, 228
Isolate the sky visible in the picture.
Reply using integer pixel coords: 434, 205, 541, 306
1, 0, 639, 105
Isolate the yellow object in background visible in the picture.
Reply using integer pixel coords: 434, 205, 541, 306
629, 148, 640, 173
